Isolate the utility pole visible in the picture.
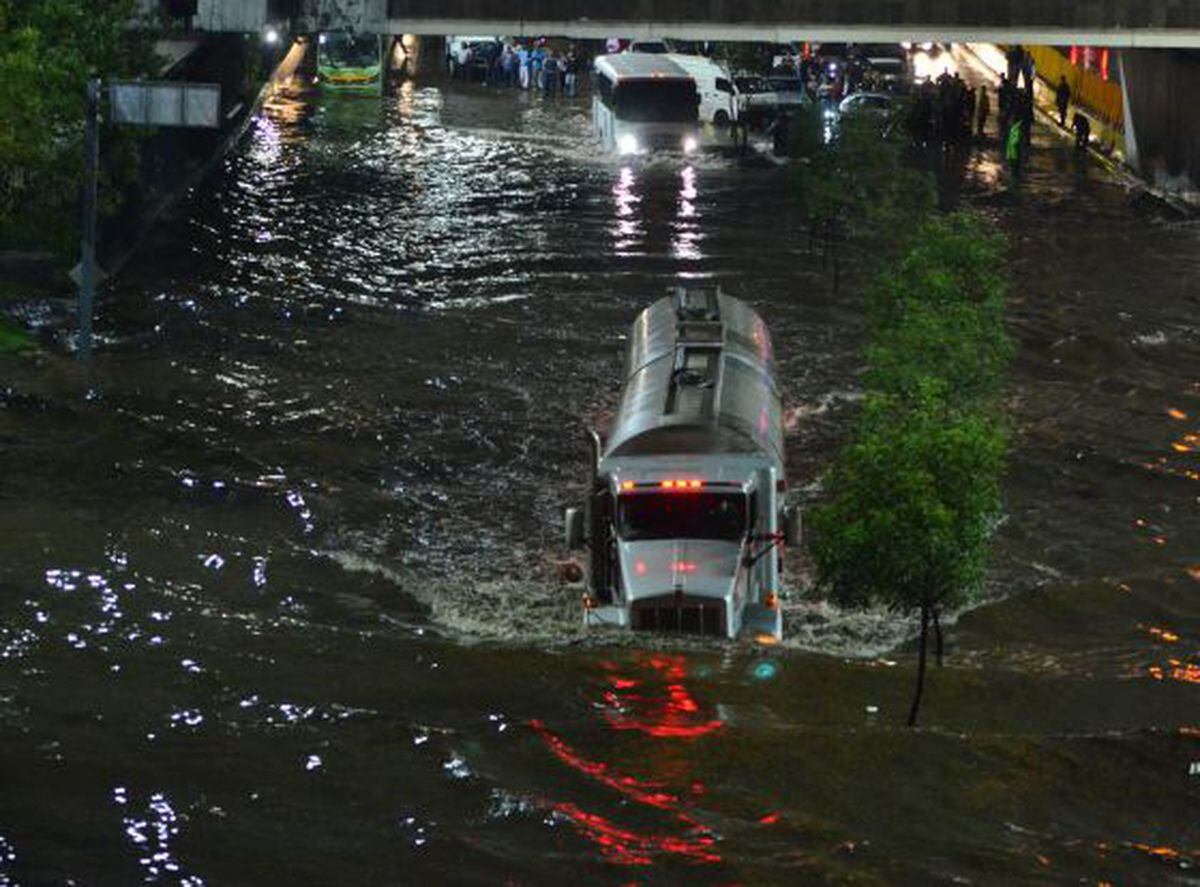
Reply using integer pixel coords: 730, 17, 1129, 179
78, 77, 100, 360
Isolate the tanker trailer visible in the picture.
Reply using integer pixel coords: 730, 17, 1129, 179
565, 286, 799, 640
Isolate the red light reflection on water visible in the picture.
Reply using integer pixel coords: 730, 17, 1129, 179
527, 654, 729, 867
546, 801, 720, 866
600, 655, 725, 739
529, 720, 680, 811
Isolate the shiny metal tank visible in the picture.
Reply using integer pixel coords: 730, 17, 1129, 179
602, 287, 784, 472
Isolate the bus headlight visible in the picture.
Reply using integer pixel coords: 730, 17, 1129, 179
683, 136, 698, 154
617, 134, 639, 155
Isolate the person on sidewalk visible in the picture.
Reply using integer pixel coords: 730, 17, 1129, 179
1073, 112, 1091, 150
997, 73, 1015, 136
1055, 75, 1071, 127
976, 86, 990, 138
1020, 88, 1034, 147
1006, 119, 1024, 179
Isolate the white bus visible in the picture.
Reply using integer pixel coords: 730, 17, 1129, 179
593, 53, 701, 156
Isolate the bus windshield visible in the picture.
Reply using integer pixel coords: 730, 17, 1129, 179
613, 80, 699, 123
321, 33, 379, 68
617, 492, 747, 541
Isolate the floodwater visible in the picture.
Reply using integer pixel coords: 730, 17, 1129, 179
2, 68, 1199, 885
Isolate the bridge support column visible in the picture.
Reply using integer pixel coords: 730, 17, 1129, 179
1119, 49, 1200, 193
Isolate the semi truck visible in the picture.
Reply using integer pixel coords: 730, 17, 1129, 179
564, 287, 798, 640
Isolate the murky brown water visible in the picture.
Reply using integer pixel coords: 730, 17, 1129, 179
2, 70, 1199, 885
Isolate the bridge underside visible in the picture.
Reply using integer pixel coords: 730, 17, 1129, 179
373, 0, 1200, 46
170, 0, 1200, 47
375, 20, 1200, 48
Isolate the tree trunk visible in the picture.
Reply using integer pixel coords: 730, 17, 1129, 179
907, 604, 930, 727
932, 606, 944, 667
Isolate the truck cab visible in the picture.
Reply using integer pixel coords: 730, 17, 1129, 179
565, 288, 798, 640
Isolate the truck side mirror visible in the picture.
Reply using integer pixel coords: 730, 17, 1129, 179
782, 506, 801, 547
564, 507, 585, 550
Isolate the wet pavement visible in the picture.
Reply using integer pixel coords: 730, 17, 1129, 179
1, 66, 1199, 885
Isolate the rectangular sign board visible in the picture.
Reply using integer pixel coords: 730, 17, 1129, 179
109, 81, 221, 129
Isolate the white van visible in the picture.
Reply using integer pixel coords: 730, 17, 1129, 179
665, 53, 739, 129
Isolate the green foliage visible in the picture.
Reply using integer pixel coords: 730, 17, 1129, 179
866, 215, 1014, 411
0, 0, 158, 255
793, 111, 935, 260
808, 211, 1012, 619
808, 393, 1007, 614
0, 317, 33, 354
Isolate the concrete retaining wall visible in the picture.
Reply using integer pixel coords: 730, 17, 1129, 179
1122, 49, 1200, 192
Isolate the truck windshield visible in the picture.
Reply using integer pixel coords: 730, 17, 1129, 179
617, 492, 747, 541
614, 80, 699, 123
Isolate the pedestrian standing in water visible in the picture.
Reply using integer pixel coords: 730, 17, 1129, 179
1055, 75, 1071, 127
564, 52, 579, 97
518, 43, 531, 90
542, 53, 559, 98
976, 85, 990, 138
532, 42, 546, 92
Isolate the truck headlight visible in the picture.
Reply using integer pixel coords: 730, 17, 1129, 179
617, 134, 639, 155
683, 136, 698, 154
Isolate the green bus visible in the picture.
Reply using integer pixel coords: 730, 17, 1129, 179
317, 32, 381, 90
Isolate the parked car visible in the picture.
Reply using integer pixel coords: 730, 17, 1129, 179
628, 39, 671, 54
838, 91, 895, 117
857, 44, 913, 92
735, 74, 812, 127
445, 35, 500, 81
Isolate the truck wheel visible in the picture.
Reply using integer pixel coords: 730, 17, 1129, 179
714, 110, 731, 128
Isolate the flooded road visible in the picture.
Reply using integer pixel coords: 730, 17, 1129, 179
2, 72, 1199, 884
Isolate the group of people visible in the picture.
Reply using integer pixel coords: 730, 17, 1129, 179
905, 64, 1093, 179
909, 69, 1004, 149
451, 39, 584, 98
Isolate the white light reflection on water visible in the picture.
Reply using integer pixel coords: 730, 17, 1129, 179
119, 791, 204, 884
672, 166, 704, 262
611, 165, 643, 255
0, 834, 16, 886
285, 489, 315, 534
249, 114, 283, 169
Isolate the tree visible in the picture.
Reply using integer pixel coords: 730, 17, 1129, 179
807, 212, 1012, 726
866, 216, 1013, 413
791, 110, 935, 290
0, 0, 157, 255
808, 393, 1007, 724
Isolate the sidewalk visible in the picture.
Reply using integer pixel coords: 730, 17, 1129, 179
951, 44, 1198, 212
952, 44, 1122, 171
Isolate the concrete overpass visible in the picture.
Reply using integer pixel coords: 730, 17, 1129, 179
168, 0, 1200, 48
147, 0, 1200, 192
